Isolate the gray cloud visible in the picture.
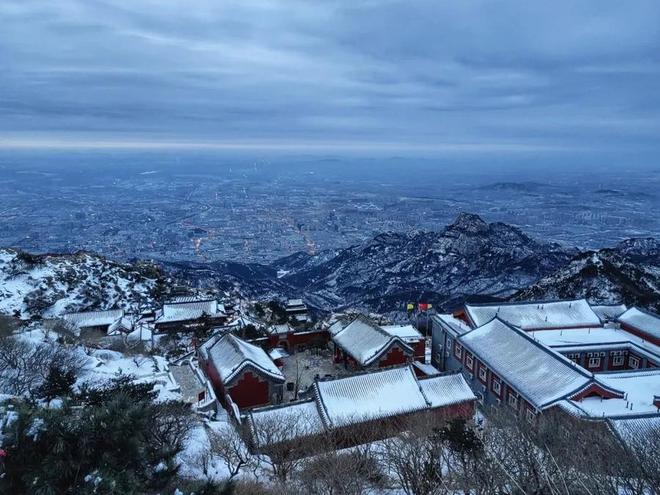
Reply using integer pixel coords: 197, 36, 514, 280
1, 0, 659, 155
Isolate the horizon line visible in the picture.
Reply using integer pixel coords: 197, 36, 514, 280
0, 136, 577, 154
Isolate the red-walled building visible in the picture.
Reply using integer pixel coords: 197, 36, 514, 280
331, 315, 415, 370
246, 365, 476, 456
266, 323, 330, 353
381, 324, 426, 361
198, 333, 285, 410
433, 313, 660, 425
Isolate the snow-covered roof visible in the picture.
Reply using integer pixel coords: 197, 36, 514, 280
247, 399, 325, 447
609, 416, 660, 449
247, 366, 475, 448
590, 304, 627, 323
464, 299, 601, 330
561, 370, 660, 418
108, 315, 135, 335
459, 318, 594, 409
314, 366, 468, 428
418, 373, 477, 408
268, 323, 293, 336
328, 317, 352, 336
381, 324, 423, 342
618, 307, 660, 341
529, 326, 660, 361
285, 299, 307, 312
332, 316, 413, 366
167, 295, 212, 304
413, 361, 441, 376
201, 334, 284, 385
63, 309, 124, 329
434, 314, 473, 337
268, 347, 289, 361
157, 299, 226, 324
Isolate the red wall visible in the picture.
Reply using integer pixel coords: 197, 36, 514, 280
288, 329, 330, 349
199, 351, 273, 410
412, 340, 425, 361
378, 345, 410, 368
334, 346, 343, 363
270, 330, 330, 352
227, 370, 271, 409
570, 383, 623, 401
431, 399, 476, 420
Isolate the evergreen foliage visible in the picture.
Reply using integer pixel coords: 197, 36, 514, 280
36, 363, 77, 401
267, 301, 287, 324
1, 378, 194, 494
437, 418, 482, 454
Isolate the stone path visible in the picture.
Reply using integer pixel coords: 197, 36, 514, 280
170, 363, 204, 404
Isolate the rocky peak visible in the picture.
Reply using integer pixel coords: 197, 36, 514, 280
446, 212, 490, 235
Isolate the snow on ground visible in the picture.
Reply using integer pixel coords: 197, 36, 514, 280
0, 248, 158, 318
79, 349, 181, 402
280, 348, 342, 401
177, 411, 233, 482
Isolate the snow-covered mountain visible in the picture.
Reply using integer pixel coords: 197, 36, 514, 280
3, 215, 657, 318
512, 238, 660, 312
0, 249, 170, 318
277, 213, 576, 311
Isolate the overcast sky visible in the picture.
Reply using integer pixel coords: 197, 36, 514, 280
1, 0, 659, 156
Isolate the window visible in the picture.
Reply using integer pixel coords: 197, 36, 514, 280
612, 355, 624, 366
526, 408, 536, 423
465, 354, 473, 370
478, 365, 487, 382
508, 392, 518, 409
454, 344, 463, 359
588, 357, 601, 368
629, 356, 640, 369
566, 353, 580, 363
446, 337, 453, 351
492, 377, 501, 396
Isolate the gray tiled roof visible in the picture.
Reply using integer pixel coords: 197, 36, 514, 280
465, 299, 601, 330
459, 318, 594, 409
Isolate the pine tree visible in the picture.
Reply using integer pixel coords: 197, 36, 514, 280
36, 363, 77, 401
1, 379, 193, 494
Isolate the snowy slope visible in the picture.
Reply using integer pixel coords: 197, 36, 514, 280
278, 213, 576, 311
0, 248, 169, 318
512, 239, 660, 312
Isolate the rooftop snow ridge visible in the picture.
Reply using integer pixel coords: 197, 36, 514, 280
465, 298, 600, 330
459, 317, 598, 409
332, 314, 413, 366
618, 307, 660, 339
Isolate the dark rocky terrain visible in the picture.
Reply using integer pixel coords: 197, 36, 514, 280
513, 238, 660, 312
2, 214, 658, 318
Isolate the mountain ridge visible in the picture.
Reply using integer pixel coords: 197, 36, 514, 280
1, 214, 658, 318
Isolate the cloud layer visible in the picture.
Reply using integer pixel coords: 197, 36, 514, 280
1, 0, 659, 154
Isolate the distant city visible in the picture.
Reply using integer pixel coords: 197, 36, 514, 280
2, 151, 659, 263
